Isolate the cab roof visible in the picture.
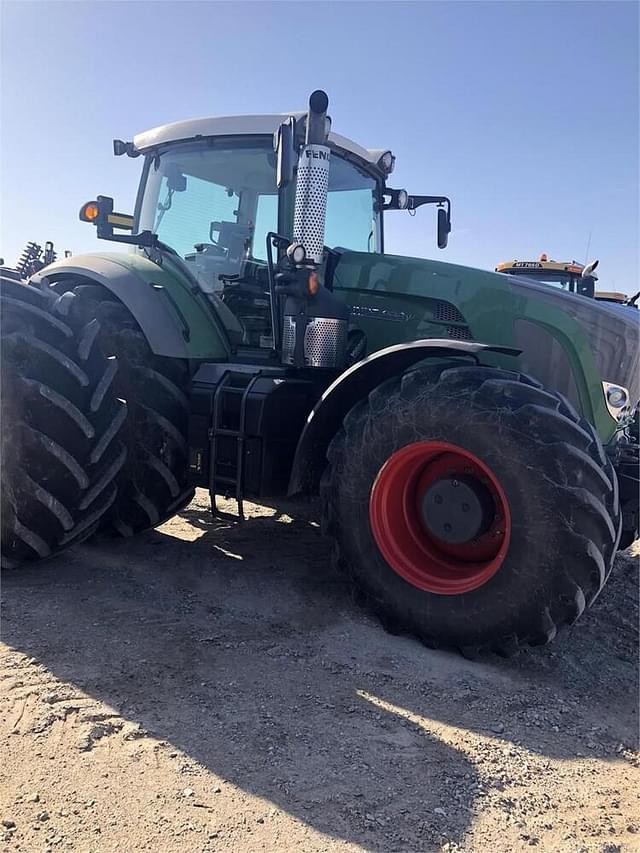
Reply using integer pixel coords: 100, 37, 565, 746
496, 259, 585, 275
133, 113, 390, 174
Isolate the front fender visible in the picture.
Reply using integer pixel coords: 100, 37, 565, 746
287, 339, 520, 495
33, 252, 231, 360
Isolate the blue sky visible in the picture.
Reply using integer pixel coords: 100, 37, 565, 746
1, 1, 638, 291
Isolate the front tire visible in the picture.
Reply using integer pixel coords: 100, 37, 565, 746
321, 362, 621, 654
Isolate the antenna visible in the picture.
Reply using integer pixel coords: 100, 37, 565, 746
583, 230, 592, 264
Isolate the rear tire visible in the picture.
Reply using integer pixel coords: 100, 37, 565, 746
618, 502, 638, 550
1, 277, 127, 567
321, 362, 621, 654
59, 283, 193, 536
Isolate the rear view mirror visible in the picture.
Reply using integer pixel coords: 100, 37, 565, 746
437, 206, 451, 249
406, 195, 452, 249
166, 164, 187, 193
275, 117, 296, 189
582, 259, 599, 278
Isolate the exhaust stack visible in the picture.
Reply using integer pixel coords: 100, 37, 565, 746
280, 90, 349, 370
292, 90, 330, 264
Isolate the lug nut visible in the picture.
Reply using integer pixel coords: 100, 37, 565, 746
444, 523, 452, 532
462, 502, 470, 512
434, 494, 443, 505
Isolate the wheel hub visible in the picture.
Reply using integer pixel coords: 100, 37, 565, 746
369, 441, 512, 595
421, 475, 495, 544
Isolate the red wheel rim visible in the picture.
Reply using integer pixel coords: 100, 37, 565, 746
369, 441, 511, 595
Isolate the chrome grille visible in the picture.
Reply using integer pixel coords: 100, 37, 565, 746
303, 318, 348, 368
281, 316, 348, 367
281, 316, 297, 365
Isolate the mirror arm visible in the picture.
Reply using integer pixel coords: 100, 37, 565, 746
95, 228, 164, 250
407, 195, 451, 215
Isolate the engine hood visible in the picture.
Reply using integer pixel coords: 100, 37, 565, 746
334, 251, 638, 440
505, 273, 640, 407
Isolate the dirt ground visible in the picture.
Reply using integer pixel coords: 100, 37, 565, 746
1, 489, 638, 853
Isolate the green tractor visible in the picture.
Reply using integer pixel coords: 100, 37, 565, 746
2, 91, 638, 654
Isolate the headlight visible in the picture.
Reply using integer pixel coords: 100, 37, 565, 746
287, 242, 306, 265
603, 381, 631, 422
378, 151, 395, 174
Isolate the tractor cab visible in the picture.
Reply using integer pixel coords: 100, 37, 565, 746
134, 124, 383, 284
495, 254, 598, 298
496, 254, 637, 310
132, 122, 384, 350
106, 113, 450, 353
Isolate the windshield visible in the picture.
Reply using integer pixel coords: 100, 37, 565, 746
137, 139, 278, 270
136, 138, 381, 347
533, 275, 576, 291
325, 156, 380, 253
507, 270, 595, 298
137, 139, 381, 268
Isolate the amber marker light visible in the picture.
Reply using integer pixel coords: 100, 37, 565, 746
308, 270, 319, 296
80, 201, 100, 222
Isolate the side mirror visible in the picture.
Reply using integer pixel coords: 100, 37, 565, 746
275, 117, 296, 189
582, 259, 599, 278
406, 195, 452, 249
437, 206, 451, 249
113, 139, 140, 158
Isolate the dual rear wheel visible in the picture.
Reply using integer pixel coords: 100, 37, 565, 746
0, 277, 127, 566
0, 278, 193, 568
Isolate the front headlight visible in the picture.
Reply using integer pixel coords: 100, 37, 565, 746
603, 381, 632, 422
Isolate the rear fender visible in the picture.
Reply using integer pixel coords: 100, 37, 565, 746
32, 252, 231, 360
287, 339, 520, 495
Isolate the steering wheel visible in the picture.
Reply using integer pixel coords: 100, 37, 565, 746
194, 242, 227, 257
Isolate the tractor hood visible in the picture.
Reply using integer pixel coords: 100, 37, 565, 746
333, 251, 640, 434
503, 271, 640, 409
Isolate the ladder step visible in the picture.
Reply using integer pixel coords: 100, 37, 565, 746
208, 369, 263, 523
214, 474, 238, 486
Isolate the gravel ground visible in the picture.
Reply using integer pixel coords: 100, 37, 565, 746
1, 489, 638, 853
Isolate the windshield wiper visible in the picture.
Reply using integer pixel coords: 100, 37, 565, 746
154, 187, 174, 231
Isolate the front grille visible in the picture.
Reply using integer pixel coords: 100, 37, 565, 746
447, 325, 473, 340
434, 301, 466, 323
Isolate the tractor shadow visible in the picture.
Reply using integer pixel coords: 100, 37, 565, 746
1, 493, 638, 850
